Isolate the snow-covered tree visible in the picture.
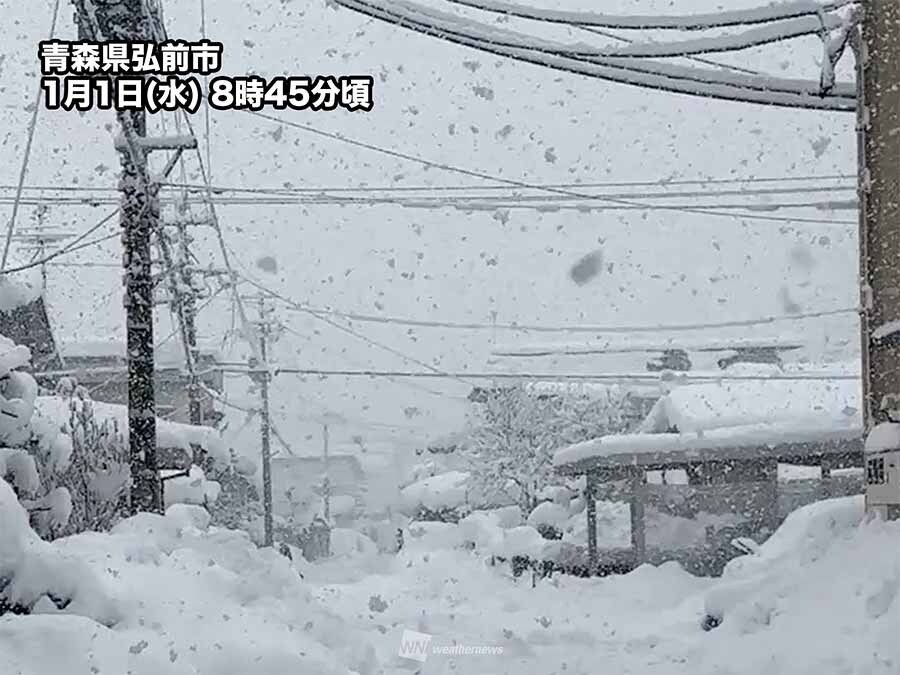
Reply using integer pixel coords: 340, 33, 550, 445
463, 383, 629, 515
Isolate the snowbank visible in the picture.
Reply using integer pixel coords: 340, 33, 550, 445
1, 491, 374, 675
526, 501, 569, 529
699, 496, 899, 674
399, 470, 470, 514
162, 466, 221, 508
404, 521, 465, 551
0, 477, 118, 626
331, 527, 378, 558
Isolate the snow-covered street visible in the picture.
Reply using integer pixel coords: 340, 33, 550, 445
2, 488, 897, 675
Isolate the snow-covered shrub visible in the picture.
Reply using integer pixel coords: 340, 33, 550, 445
29, 383, 129, 538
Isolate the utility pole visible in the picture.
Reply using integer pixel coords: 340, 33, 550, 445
179, 221, 203, 429
858, 1, 900, 432
74, 1, 197, 514
155, 207, 207, 466
322, 423, 330, 522
251, 295, 274, 546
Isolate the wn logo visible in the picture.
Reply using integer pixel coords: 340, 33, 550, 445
398, 629, 432, 663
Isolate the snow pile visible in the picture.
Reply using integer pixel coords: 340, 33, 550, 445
698, 496, 899, 674
0, 477, 118, 626
490, 525, 547, 559
0, 495, 374, 675
526, 501, 569, 529
329, 494, 358, 518
404, 521, 465, 551
399, 470, 470, 515
162, 466, 222, 508
458, 510, 505, 549
308, 495, 896, 675
330, 527, 379, 559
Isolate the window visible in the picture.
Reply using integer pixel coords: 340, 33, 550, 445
867, 457, 886, 485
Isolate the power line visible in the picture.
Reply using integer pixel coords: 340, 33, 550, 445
406, 2, 849, 60
278, 320, 464, 400
243, 109, 853, 226
220, 366, 860, 383
233, 268, 475, 386
330, 0, 855, 111
0, 211, 120, 275
0, 195, 856, 223
199, 0, 212, 180
443, 0, 853, 30
0, 173, 856, 194
235, 273, 858, 334
1, 0, 63, 271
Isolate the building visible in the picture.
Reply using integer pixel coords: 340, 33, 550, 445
33, 340, 225, 428
0, 297, 63, 372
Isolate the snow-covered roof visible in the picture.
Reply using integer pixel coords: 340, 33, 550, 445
554, 375, 864, 472
58, 340, 222, 367
639, 377, 861, 434
32, 396, 227, 464
554, 420, 862, 473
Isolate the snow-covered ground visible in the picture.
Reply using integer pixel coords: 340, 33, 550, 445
2, 484, 897, 675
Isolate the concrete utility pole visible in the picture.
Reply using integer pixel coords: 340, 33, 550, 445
858, 1, 900, 433
253, 296, 274, 546
76, 0, 161, 514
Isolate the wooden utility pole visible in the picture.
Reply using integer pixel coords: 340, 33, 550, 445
253, 296, 274, 546
858, 1, 900, 433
